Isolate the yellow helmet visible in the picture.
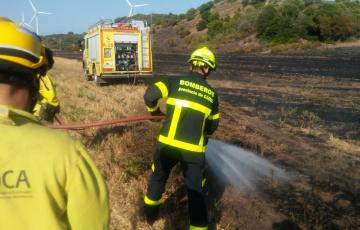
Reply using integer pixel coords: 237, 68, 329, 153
188, 47, 217, 71
0, 17, 46, 75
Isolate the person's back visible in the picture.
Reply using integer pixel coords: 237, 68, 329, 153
154, 73, 218, 152
0, 106, 109, 229
0, 17, 109, 229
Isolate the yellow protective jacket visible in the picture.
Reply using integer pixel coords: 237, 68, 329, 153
33, 73, 60, 118
0, 105, 109, 230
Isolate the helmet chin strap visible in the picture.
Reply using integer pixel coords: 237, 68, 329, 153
201, 67, 210, 78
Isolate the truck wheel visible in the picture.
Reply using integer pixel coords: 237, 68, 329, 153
92, 66, 97, 81
83, 68, 92, 81
93, 66, 106, 86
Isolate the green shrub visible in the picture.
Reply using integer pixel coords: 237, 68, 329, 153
301, 3, 357, 41
249, 0, 266, 5
186, 8, 197, 21
198, 1, 215, 13
201, 11, 212, 22
197, 19, 209, 31
230, 8, 257, 36
208, 20, 226, 38
176, 26, 191, 38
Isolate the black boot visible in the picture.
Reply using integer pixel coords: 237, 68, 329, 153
144, 205, 160, 224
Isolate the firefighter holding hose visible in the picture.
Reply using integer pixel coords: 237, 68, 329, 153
0, 18, 109, 229
143, 47, 220, 229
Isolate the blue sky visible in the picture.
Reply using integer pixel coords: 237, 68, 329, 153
1, 0, 210, 35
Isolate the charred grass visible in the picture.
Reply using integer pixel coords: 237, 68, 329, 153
209, 70, 360, 229
52, 57, 359, 229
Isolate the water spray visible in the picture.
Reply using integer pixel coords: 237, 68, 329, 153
206, 139, 290, 191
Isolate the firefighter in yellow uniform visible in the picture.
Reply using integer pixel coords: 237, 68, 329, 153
0, 18, 109, 229
143, 47, 220, 229
33, 47, 60, 122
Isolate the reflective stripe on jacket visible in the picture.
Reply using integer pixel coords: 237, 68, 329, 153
0, 105, 109, 230
144, 72, 220, 153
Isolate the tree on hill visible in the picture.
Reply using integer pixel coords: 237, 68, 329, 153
42, 33, 84, 51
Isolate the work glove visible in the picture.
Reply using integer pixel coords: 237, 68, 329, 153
150, 109, 165, 122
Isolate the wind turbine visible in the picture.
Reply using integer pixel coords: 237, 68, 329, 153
19, 12, 33, 29
126, 0, 148, 18
28, 0, 52, 34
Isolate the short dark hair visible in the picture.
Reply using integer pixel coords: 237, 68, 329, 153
0, 60, 37, 87
45, 48, 54, 69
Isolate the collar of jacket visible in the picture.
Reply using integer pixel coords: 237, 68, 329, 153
0, 105, 41, 126
189, 71, 207, 80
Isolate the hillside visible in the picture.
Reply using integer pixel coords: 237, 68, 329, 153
43, 0, 360, 54
152, 0, 360, 53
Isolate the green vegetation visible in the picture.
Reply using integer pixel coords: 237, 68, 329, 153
186, 0, 360, 47
42, 33, 84, 51
201, 0, 360, 45
42, 0, 360, 52
256, 0, 360, 43
186, 8, 197, 21
115, 13, 185, 27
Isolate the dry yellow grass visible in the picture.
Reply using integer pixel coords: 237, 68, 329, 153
328, 134, 360, 154
50, 58, 170, 229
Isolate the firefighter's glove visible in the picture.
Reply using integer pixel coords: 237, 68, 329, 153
150, 109, 165, 122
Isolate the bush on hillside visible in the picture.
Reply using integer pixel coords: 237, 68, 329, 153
256, 5, 279, 37
230, 7, 258, 36
198, 1, 215, 13
208, 20, 226, 38
301, 3, 357, 41
176, 26, 191, 38
186, 8, 197, 21
197, 19, 209, 31
197, 12, 221, 31
255, 0, 360, 43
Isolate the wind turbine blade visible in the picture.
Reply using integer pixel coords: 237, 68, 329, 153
29, 13, 36, 24
24, 23, 33, 29
36, 17, 39, 34
126, 0, 133, 7
22, 12, 25, 23
38, 11, 52, 15
129, 7, 133, 17
134, 4, 149, 7
29, 0, 37, 12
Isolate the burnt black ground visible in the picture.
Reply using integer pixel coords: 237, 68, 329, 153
153, 48, 360, 229
153, 49, 360, 80
55, 48, 360, 80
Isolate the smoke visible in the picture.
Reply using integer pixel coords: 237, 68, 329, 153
206, 139, 290, 191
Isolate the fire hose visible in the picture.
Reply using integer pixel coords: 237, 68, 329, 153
49, 114, 165, 130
